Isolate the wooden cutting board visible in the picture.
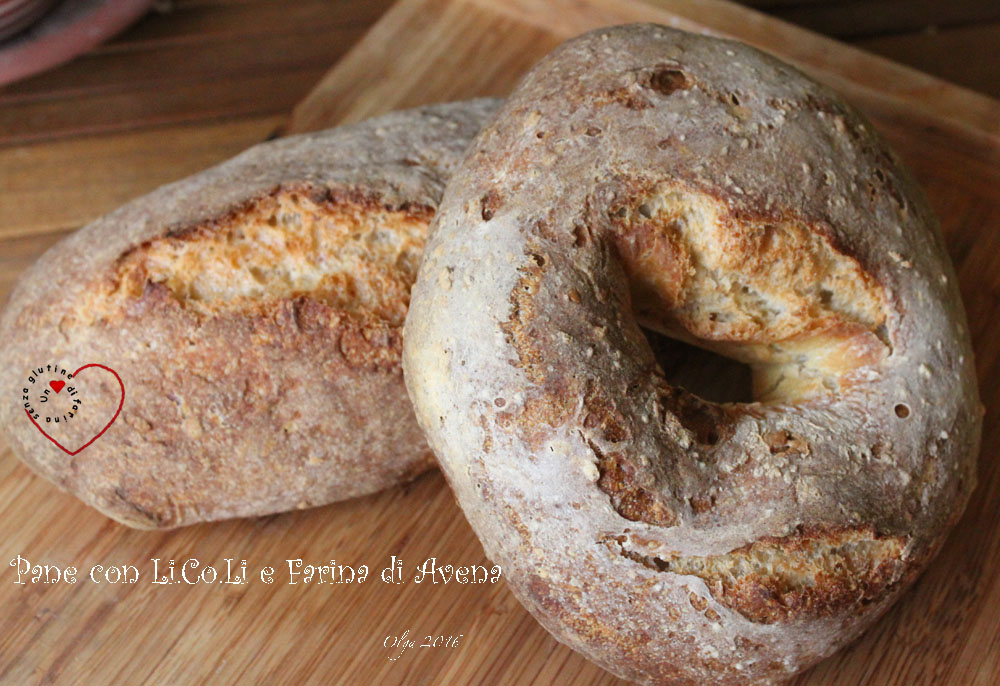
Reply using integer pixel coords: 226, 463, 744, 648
2, 1, 999, 684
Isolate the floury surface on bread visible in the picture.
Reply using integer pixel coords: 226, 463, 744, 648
0, 99, 500, 528
403, 25, 981, 685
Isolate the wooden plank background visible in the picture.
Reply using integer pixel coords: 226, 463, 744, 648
1, 0, 997, 242
742, 0, 1000, 98
1, 0, 998, 684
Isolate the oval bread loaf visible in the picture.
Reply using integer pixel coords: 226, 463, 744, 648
0, 99, 500, 529
403, 27, 981, 684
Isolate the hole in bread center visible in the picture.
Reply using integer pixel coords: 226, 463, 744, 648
612, 188, 889, 403
645, 327, 753, 404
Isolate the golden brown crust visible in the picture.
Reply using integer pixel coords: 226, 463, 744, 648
403, 27, 980, 685
603, 524, 908, 625
106, 186, 435, 328
0, 99, 500, 528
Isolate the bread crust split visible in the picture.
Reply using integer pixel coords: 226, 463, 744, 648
403, 26, 981, 684
0, 99, 500, 529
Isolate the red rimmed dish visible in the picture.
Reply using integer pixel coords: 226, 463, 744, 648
0, 0, 155, 87
0, 0, 61, 41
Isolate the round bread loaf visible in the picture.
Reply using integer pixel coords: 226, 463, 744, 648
0, 99, 500, 529
403, 27, 980, 684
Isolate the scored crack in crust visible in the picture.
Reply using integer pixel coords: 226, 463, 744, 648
610, 186, 890, 401
0, 98, 500, 528
107, 188, 433, 328
403, 26, 981, 685
601, 524, 906, 625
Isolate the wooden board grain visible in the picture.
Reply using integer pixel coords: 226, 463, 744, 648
1, 1, 999, 685
0, 0, 395, 145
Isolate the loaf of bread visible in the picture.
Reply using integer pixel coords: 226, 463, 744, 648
404, 26, 981, 684
0, 99, 499, 528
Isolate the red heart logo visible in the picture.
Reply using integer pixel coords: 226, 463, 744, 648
26, 364, 124, 456
49, 380, 65, 393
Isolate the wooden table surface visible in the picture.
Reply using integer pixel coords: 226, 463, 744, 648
2, 0, 999, 147
1, 0, 997, 239
742, 0, 1000, 100
1, 1, 999, 685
